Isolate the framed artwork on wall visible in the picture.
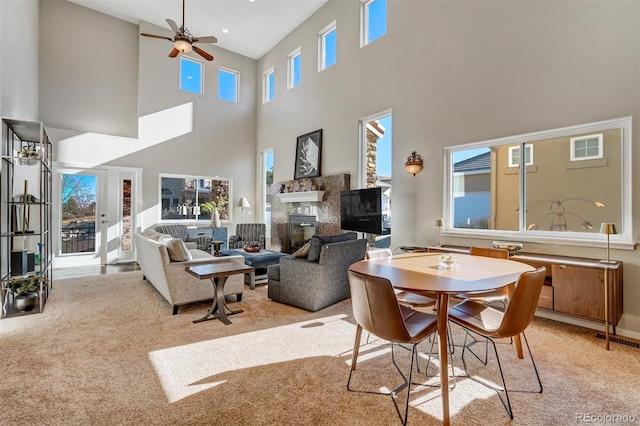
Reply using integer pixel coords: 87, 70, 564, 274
294, 129, 322, 179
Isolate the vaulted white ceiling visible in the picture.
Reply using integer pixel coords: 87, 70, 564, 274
68, 0, 328, 60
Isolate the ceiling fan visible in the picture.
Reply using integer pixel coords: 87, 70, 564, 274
140, 0, 217, 61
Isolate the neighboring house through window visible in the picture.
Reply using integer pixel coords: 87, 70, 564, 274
571, 134, 603, 161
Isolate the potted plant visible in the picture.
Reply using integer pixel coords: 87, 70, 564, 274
16, 144, 40, 166
9, 277, 41, 312
200, 201, 222, 228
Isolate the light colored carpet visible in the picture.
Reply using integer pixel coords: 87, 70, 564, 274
0, 271, 638, 425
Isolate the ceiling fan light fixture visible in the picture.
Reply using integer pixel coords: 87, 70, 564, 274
174, 38, 192, 52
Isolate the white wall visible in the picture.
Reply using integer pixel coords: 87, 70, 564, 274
0, 0, 39, 119
39, 0, 138, 138
38, 2, 258, 234
256, 1, 640, 337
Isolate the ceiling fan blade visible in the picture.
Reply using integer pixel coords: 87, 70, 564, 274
168, 48, 180, 58
166, 18, 180, 33
140, 33, 173, 41
192, 36, 218, 44
192, 45, 214, 61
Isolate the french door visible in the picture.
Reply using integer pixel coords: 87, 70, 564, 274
53, 165, 141, 268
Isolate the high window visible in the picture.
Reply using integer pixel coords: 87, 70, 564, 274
287, 47, 301, 89
361, 0, 387, 46
218, 67, 239, 103
318, 21, 337, 71
263, 67, 274, 103
179, 57, 203, 94
445, 117, 632, 245
160, 174, 232, 222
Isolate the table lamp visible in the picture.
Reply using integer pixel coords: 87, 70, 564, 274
237, 197, 250, 223
599, 222, 617, 350
435, 219, 443, 246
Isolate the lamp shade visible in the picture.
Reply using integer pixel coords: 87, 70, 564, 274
237, 197, 251, 208
435, 219, 444, 227
599, 223, 617, 235
404, 151, 423, 176
174, 38, 192, 52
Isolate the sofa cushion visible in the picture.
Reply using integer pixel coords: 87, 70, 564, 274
159, 236, 192, 262
306, 232, 357, 262
292, 241, 311, 258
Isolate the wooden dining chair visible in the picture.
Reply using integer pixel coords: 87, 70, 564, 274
347, 270, 437, 426
448, 267, 546, 419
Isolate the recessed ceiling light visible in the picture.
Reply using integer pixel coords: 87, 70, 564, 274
249, 0, 255, 2
222, 28, 229, 34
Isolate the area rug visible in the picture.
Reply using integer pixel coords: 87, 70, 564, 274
0, 271, 638, 425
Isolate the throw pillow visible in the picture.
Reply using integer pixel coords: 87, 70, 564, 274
162, 237, 192, 262
306, 232, 357, 262
292, 241, 311, 258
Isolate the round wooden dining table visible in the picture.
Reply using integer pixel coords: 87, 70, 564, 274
349, 252, 534, 425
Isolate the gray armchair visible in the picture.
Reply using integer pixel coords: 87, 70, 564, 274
267, 237, 368, 312
228, 223, 266, 249
153, 224, 212, 253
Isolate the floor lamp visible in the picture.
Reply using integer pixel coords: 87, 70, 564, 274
435, 219, 443, 246
599, 222, 617, 350
237, 197, 250, 223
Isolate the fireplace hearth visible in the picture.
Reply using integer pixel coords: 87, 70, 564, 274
289, 215, 316, 253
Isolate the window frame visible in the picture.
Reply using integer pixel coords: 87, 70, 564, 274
570, 133, 603, 161
263, 67, 274, 103
287, 47, 301, 90
179, 56, 204, 95
443, 116, 633, 248
507, 144, 533, 167
361, 0, 387, 47
218, 67, 239, 103
318, 21, 337, 72
158, 173, 233, 223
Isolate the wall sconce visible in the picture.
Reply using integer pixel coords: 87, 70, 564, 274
237, 197, 251, 222
404, 151, 423, 176
599, 222, 617, 350
435, 219, 443, 246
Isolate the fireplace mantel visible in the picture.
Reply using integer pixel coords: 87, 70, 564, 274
276, 191, 325, 203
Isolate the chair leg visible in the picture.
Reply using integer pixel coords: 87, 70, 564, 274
458, 329, 542, 419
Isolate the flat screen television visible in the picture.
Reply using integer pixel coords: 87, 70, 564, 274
340, 187, 383, 235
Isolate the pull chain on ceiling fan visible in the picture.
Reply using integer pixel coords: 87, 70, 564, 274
140, 0, 217, 61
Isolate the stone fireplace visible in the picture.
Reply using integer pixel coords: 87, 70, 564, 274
269, 173, 350, 253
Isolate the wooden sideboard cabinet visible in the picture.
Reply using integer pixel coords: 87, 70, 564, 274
427, 246, 623, 329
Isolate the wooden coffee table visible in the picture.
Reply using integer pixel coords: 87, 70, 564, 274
185, 262, 254, 325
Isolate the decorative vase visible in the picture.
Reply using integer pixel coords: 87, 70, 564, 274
14, 291, 38, 312
211, 210, 221, 228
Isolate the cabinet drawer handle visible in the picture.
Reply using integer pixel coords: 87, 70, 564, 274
559, 264, 566, 270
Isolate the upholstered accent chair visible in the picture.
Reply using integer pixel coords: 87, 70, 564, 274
153, 224, 212, 253
228, 223, 266, 249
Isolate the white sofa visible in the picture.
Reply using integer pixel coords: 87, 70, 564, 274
135, 231, 245, 314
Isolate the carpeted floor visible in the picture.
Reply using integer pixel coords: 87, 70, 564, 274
0, 271, 638, 425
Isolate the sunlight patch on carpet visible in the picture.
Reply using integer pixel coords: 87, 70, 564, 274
148, 314, 352, 403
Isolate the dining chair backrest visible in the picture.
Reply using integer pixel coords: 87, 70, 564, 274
494, 267, 546, 338
348, 271, 412, 343
470, 246, 509, 260
365, 248, 393, 259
